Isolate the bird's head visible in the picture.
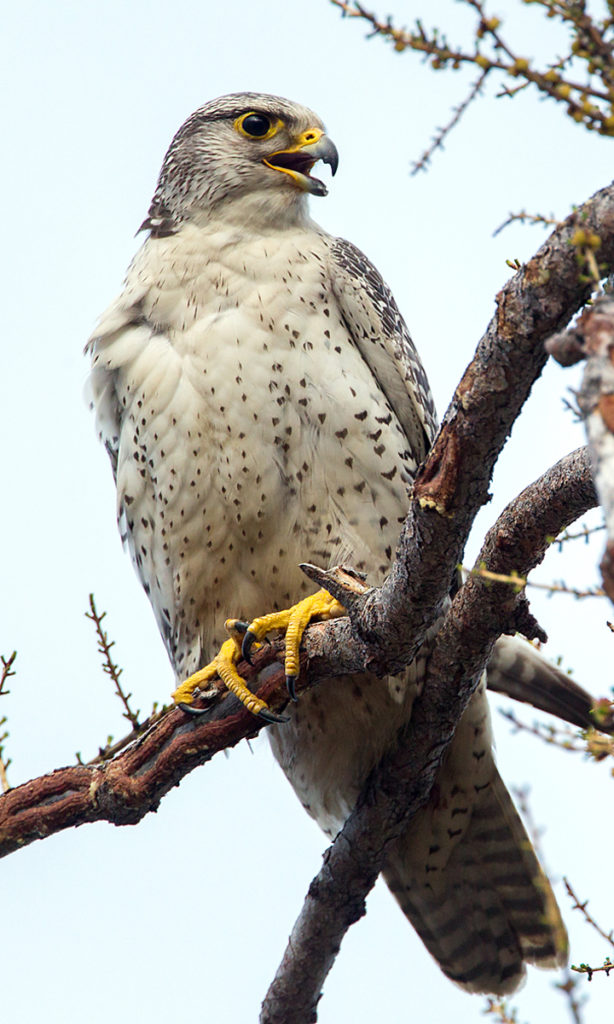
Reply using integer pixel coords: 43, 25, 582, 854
141, 93, 339, 236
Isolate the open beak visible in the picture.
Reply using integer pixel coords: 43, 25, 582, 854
263, 128, 339, 197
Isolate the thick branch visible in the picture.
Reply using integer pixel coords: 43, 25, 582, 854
259, 449, 598, 1024
433, 447, 598, 685
342, 180, 614, 674
0, 662, 286, 858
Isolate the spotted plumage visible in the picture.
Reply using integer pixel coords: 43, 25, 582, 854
88, 92, 567, 994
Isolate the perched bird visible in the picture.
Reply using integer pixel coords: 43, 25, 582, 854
88, 92, 570, 994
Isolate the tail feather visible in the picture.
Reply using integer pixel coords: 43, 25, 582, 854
488, 635, 614, 732
383, 767, 567, 994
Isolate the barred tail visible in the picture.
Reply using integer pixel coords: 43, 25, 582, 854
383, 767, 568, 994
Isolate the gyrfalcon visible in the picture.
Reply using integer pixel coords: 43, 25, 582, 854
88, 92, 568, 994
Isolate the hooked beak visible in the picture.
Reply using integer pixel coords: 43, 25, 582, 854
263, 128, 339, 197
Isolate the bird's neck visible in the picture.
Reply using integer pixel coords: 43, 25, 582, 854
190, 188, 314, 233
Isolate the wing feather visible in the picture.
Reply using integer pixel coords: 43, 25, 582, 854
329, 237, 437, 468
86, 274, 177, 659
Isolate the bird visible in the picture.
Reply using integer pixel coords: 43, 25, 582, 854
87, 91, 571, 994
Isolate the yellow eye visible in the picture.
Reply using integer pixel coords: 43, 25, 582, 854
235, 112, 281, 140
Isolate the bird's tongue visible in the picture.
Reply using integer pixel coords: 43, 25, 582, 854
267, 151, 316, 176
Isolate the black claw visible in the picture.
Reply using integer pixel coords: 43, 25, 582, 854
242, 629, 258, 664
178, 701, 213, 717
286, 675, 299, 702
231, 620, 249, 634
257, 707, 290, 725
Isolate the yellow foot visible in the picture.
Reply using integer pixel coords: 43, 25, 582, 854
172, 622, 289, 724
240, 589, 345, 701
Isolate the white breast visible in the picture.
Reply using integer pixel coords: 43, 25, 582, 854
89, 220, 414, 677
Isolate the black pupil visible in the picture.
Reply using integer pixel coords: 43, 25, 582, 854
242, 114, 271, 137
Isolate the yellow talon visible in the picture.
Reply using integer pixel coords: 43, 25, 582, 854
243, 589, 345, 699
283, 590, 345, 679
173, 627, 288, 723
173, 589, 344, 719
172, 658, 220, 705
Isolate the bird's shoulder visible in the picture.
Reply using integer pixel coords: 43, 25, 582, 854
321, 234, 438, 454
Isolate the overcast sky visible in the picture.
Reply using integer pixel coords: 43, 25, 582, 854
2, 2, 614, 1022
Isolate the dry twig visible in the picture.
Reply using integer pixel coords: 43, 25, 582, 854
86, 594, 141, 730
494, 210, 560, 238
0, 653, 17, 794
331, 0, 614, 143
483, 997, 523, 1023
565, 878, 614, 949
500, 709, 588, 752
411, 69, 489, 173
571, 958, 613, 981
465, 564, 606, 599
555, 522, 605, 548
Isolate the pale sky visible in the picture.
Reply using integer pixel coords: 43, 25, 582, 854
2, 2, 614, 1022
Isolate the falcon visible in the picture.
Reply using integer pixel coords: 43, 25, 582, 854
88, 92, 569, 994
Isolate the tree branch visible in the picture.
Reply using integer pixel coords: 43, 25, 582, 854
259, 449, 598, 1024
331, 1, 614, 141
343, 179, 614, 671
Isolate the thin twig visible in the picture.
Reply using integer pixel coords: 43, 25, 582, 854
565, 878, 614, 949
330, 0, 614, 137
571, 958, 614, 980
86, 594, 141, 729
555, 523, 605, 549
0, 721, 11, 795
500, 708, 585, 750
0, 652, 16, 696
500, 708, 614, 759
411, 69, 489, 174
0, 653, 17, 794
556, 971, 586, 1024
86, 705, 166, 765
464, 564, 606, 599
482, 997, 522, 1023
494, 210, 561, 238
